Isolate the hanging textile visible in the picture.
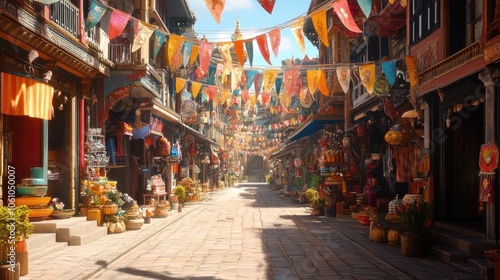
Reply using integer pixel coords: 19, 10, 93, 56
191, 81, 202, 98
182, 42, 193, 67
316, 70, 329, 96
218, 43, 233, 71
405, 55, 419, 87
203, 0, 225, 24
283, 69, 298, 95
275, 76, 283, 95
261, 91, 270, 106
85, 0, 107, 32
199, 41, 214, 74
190, 44, 199, 65
299, 88, 313, 108
207, 86, 218, 101
263, 70, 279, 92
231, 67, 244, 92
152, 30, 167, 60
175, 78, 187, 94
1, 73, 54, 120
311, 10, 330, 47
254, 73, 264, 94
245, 40, 254, 67
381, 60, 397, 86
132, 20, 155, 53
108, 9, 131, 40
290, 17, 306, 54
245, 69, 259, 90
257, 0, 276, 14
268, 28, 281, 57
359, 63, 376, 94
357, 0, 372, 18
479, 143, 498, 212
307, 69, 319, 94
166, 34, 185, 67
241, 89, 250, 103
256, 34, 272, 65
336, 66, 351, 94
233, 40, 246, 66
333, 0, 363, 33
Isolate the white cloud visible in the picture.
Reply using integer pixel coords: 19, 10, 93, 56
225, 0, 254, 11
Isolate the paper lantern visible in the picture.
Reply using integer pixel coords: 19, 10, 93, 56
294, 158, 301, 168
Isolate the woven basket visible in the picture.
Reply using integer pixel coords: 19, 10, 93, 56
102, 205, 118, 215
125, 218, 144, 230
154, 209, 169, 218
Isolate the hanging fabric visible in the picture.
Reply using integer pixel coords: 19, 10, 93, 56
479, 143, 498, 212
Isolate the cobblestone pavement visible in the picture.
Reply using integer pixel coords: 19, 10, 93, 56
24, 184, 483, 280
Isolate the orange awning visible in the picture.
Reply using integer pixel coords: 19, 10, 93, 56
1, 72, 54, 120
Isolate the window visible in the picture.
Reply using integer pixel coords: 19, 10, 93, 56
410, 0, 440, 45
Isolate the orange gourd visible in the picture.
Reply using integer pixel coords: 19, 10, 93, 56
387, 229, 400, 245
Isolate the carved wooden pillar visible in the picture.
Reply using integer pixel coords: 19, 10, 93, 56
478, 68, 496, 241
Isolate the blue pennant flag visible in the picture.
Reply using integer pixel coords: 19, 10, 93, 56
381, 60, 397, 86
85, 0, 107, 32
245, 69, 258, 90
152, 30, 167, 60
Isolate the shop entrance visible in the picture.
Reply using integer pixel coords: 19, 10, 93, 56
443, 103, 484, 232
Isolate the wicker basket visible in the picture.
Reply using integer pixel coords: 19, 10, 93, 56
154, 209, 169, 218
102, 204, 118, 215
124, 218, 144, 230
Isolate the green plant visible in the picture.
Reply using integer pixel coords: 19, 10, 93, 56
295, 176, 302, 188
107, 190, 124, 206
305, 189, 319, 206
308, 173, 321, 190
173, 185, 186, 204
0, 205, 34, 262
396, 200, 432, 233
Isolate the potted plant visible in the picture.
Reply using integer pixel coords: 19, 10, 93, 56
0, 205, 34, 279
323, 186, 338, 217
396, 200, 433, 257
173, 185, 186, 205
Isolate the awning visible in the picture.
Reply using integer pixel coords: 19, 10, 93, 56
149, 102, 181, 124
1, 72, 54, 120
180, 122, 220, 148
288, 115, 343, 142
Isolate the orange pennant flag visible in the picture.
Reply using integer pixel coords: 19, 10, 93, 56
166, 34, 185, 66
191, 81, 202, 98
311, 10, 330, 47
307, 69, 319, 94
359, 63, 376, 94
263, 70, 279, 92
190, 44, 199, 65
203, 0, 225, 24
317, 70, 329, 96
175, 78, 187, 94
290, 17, 306, 54
405, 55, 419, 86
233, 40, 246, 66
268, 28, 281, 57
256, 34, 272, 65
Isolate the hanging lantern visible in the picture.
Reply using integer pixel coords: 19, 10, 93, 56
384, 125, 408, 145
195, 67, 205, 79
294, 158, 301, 168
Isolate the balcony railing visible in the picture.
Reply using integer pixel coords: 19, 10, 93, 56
49, 0, 79, 38
419, 41, 483, 85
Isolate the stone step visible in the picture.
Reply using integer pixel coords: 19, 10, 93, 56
68, 226, 108, 246
26, 233, 57, 251
26, 233, 68, 261
56, 220, 100, 243
430, 244, 469, 262
33, 217, 89, 233
468, 257, 494, 279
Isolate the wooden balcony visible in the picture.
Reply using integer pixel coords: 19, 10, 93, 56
48, 0, 79, 38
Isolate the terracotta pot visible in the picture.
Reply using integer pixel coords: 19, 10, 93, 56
0, 262, 20, 280
401, 232, 427, 257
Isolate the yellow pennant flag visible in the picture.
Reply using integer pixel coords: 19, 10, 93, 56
290, 16, 306, 54
221, 89, 230, 105
263, 69, 279, 92
131, 21, 156, 52
405, 55, 419, 87
190, 44, 199, 65
166, 34, 185, 66
359, 63, 376, 94
213, 92, 221, 106
231, 67, 244, 92
307, 69, 319, 94
175, 78, 187, 94
317, 70, 329, 96
191, 81, 202, 98
311, 10, 329, 47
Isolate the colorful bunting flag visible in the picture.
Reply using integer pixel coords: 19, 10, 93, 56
175, 78, 187, 94
207, 85, 218, 101
245, 69, 259, 89
203, 0, 225, 24
190, 44, 199, 65
405, 55, 419, 86
182, 42, 193, 67
333, 0, 363, 33
231, 67, 244, 92
85, 0, 107, 32
234, 40, 246, 66
245, 40, 254, 67
218, 43, 233, 70
241, 89, 250, 103
254, 73, 264, 94
132, 20, 155, 52
256, 34, 272, 65
283, 69, 298, 95
357, 0, 372, 18
257, 0, 276, 14
359, 63, 376, 94
108, 9, 131, 40
191, 81, 202, 98
263, 70, 279, 92
307, 69, 319, 94
199, 41, 214, 74
317, 70, 329, 96
290, 17, 306, 54
275, 77, 283, 95
261, 91, 271, 106
381, 60, 397, 86
166, 34, 184, 65
152, 30, 167, 60
268, 28, 281, 58
336, 66, 351, 94
299, 88, 314, 108
311, 10, 330, 47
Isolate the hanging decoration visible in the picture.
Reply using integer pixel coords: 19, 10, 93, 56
317, 70, 329, 96
381, 60, 397, 86
199, 41, 214, 74
283, 69, 298, 95
275, 76, 283, 95
182, 41, 193, 67
299, 88, 313, 108
231, 67, 244, 92
218, 43, 233, 71
268, 28, 281, 57
405, 55, 419, 87
479, 143, 498, 212
256, 34, 272, 65
233, 40, 246, 66
191, 81, 202, 98
357, 0, 372, 18
333, 0, 363, 33
131, 20, 155, 52
245, 41, 254, 67
85, 0, 107, 32
359, 63, 376, 94
263, 70, 279, 92
311, 10, 330, 47
175, 78, 187, 94
307, 69, 319, 94
373, 75, 390, 97
152, 30, 167, 60
166, 34, 185, 67
203, 0, 225, 24
190, 44, 199, 65
108, 9, 131, 40
290, 17, 306, 54
257, 0, 276, 14
336, 66, 351, 94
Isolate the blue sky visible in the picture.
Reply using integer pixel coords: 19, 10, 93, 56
187, 0, 319, 68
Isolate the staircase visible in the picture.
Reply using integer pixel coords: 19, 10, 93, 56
430, 223, 500, 279
26, 217, 108, 260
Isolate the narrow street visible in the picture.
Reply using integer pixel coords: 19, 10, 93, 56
84, 184, 479, 280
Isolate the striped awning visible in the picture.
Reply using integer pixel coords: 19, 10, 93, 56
1, 73, 54, 120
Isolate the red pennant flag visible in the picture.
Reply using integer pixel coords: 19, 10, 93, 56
199, 41, 214, 74
241, 89, 249, 103
203, 0, 225, 24
261, 91, 270, 106
108, 9, 131, 40
268, 28, 281, 58
257, 0, 276, 14
333, 0, 363, 33
256, 34, 272, 65
207, 85, 218, 101
283, 69, 298, 95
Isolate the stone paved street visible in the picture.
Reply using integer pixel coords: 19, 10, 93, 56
23, 184, 483, 280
